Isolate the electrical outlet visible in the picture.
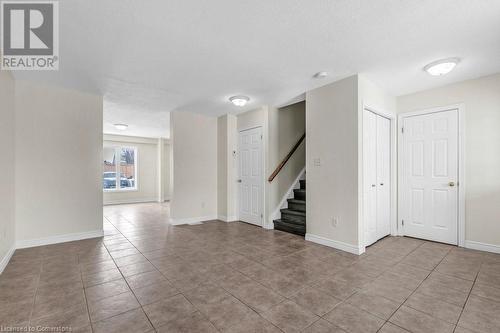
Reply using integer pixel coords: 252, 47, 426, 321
331, 217, 339, 228
313, 158, 321, 167
201, 202, 205, 208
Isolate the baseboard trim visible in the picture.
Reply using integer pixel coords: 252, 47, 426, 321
263, 221, 274, 230
103, 198, 158, 206
169, 215, 218, 226
305, 233, 364, 255
0, 245, 16, 275
16, 230, 104, 249
217, 215, 238, 222
465, 240, 500, 254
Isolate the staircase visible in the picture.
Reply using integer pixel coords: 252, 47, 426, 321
273, 179, 306, 236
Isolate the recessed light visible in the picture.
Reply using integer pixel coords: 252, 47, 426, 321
229, 95, 250, 107
313, 71, 328, 79
424, 58, 460, 76
114, 124, 128, 130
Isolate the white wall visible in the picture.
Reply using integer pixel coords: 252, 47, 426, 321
15, 80, 103, 245
217, 116, 228, 218
306, 75, 361, 252
268, 102, 306, 223
162, 141, 171, 200
103, 135, 166, 205
397, 73, 500, 249
170, 111, 218, 223
0, 71, 16, 270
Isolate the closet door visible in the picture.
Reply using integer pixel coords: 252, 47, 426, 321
363, 110, 378, 246
376, 115, 391, 240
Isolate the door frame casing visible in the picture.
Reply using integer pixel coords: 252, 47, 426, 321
397, 104, 466, 247
360, 105, 398, 251
237, 125, 265, 227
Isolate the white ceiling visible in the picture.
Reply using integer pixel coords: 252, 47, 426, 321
13, 0, 500, 138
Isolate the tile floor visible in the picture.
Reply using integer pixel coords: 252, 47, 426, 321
1, 202, 500, 332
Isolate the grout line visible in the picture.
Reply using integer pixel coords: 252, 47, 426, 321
80, 265, 94, 332
26, 261, 42, 328
453, 257, 482, 332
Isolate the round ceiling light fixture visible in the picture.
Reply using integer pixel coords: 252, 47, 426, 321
114, 124, 128, 130
313, 71, 328, 79
423, 58, 460, 76
229, 95, 250, 107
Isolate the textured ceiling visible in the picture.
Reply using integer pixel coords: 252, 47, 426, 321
12, 0, 500, 138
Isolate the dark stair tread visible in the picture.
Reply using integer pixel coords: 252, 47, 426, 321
280, 216, 305, 226
294, 189, 306, 193
287, 198, 305, 204
273, 219, 305, 236
280, 208, 306, 216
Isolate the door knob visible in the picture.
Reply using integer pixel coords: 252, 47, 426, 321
371, 184, 376, 187
237, 179, 242, 183
380, 183, 384, 186
448, 182, 455, 187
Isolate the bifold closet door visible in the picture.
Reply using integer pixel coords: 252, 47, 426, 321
376, 115, 391, 240
363, 110, 378, 246
364, 109, 391, 246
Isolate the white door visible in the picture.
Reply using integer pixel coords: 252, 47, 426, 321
364, 110, 378, 246
401, 109, 458, 245
239, 127, 263, 226
376, 115, 391, 240
363, 110, 391, 246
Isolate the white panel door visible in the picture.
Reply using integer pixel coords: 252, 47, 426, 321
376, 115, 391, 240
364, 110, 391, 246
402, 109, 458, 245
239, 127, 263, 226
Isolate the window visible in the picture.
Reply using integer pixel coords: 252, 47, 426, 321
103, 146, 137, 191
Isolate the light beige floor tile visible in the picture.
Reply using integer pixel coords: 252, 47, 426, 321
289, 286, 342, 316
92, 308, 153, 333
389, 305, 455, 333
346, 290, 401, 320
379, 322, 411, 333
88, 291, 140, 322
142, 294, 197, 328
312, 277, 359, 300
118, 261, 156, 277
404, 291, 463, 324
302, 319, 347, 333
85, 278, 130, 303
471, 282, 500, 303
30, 303, 90, 332
125, 270, 167, 289
458, 295, 500, 333
221, 314, 281, 333
262, 300, 318, 333
323, 302, 385, 333
156, 311, 218, 333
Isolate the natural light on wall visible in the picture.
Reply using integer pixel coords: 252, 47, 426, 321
103, 146, 137, 191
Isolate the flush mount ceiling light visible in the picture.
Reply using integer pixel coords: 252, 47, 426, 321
423, 58, 460, 76
114, 124, 128, 130
313, 71, 328, 79
229, 95, 250, 107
